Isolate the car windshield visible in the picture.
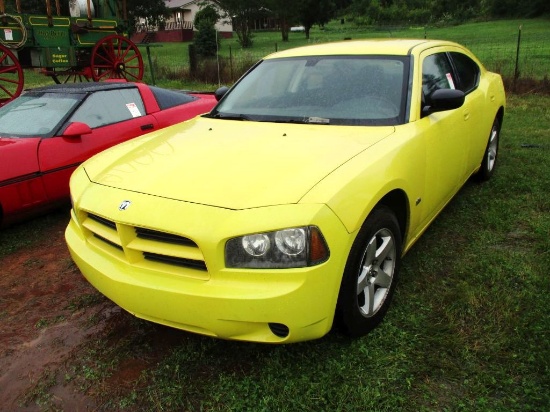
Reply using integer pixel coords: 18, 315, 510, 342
212, 55, 408, 126
0, 92, 83, 137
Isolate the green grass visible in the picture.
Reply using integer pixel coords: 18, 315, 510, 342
19, 368, 58, 408
143, 18, 550, 87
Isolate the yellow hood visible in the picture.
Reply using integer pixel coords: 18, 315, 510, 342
84, 117, 394, 209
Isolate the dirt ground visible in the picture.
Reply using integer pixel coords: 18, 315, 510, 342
0, 209, 152, 411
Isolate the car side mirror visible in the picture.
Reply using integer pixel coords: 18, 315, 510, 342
214, 86, 229, 101
422, 89, 465, 117
62, 122, 92, 138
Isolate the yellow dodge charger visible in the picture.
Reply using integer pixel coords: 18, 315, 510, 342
66, 39, 505, 343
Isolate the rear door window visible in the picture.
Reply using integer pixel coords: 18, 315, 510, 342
449, 52, 480, 93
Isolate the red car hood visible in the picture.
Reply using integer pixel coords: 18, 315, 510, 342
0, 137, 40, 182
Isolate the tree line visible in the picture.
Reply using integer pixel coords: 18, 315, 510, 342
346, 0, 550, 25
3, 0, 548, 50
205, 0, 549, 48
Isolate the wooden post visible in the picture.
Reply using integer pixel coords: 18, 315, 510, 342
513, 25, 522, 90
55, 0, 61, 16
0, 0, 5, 14
229, 46, 233, 81
16, 0, 21, 13
87, 0, 92, 24
46, 0, 53, 25
123, 0, 128, 21
189, 43, 197, 77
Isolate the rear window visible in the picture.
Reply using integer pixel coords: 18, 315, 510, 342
150, 86, 197, 110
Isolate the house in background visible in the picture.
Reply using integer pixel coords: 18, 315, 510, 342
132, 0, 233, 43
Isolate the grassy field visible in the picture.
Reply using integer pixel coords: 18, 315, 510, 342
19, 17, 549, 92
135, 18, 549, 89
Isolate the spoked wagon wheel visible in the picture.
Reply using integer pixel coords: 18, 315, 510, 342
0, 44, 24, 106
49, 67, 92, 84
91, 34, 144, 82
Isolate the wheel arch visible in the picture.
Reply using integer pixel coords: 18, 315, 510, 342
373, 189, 409, 244
495, 106, 505, 130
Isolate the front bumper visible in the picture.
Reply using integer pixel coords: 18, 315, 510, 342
65, 187, 352, 343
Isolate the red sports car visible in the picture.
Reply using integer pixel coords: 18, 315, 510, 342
0, 82, 216, 227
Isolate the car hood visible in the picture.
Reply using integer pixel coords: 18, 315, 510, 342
0, 137, 40, 182
84, 118, 395, 209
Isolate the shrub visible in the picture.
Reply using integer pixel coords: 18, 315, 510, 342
193, 5, 220, 57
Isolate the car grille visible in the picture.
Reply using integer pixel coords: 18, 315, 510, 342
82, 212, 208, 280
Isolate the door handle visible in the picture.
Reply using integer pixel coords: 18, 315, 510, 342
141, 124, 154, 131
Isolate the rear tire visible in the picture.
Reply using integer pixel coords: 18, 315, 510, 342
336, 206, 402, 337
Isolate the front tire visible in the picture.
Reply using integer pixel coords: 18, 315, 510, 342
475, 118, 500, 181
336, 206, 402, 337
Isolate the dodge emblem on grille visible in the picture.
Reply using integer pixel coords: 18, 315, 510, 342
119, 200, 131, 211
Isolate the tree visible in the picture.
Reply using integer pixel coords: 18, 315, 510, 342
297, 0, 336, 39
335, 0, 353, 9
266, 0, 299, 42
211, 0, 269, 48
194, 5, 220, 57
195, 3, 220, 26
127, 0, 170, 33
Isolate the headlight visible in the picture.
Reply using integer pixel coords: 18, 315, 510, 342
225, 226, 329, 269
242, 234, 271, 256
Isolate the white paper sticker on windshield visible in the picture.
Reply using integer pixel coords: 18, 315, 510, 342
4, 29, 13, 41
126, 103, 142, 118
446, 73, 456, 89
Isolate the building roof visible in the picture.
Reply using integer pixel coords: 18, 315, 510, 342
164, 0, 201, 10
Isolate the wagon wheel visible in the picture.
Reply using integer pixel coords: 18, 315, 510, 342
48, 67, 92, 84
90, 34, 144, 82
0, 44, 24, 106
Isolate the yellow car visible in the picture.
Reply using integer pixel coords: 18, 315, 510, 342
66, 39, 505, 343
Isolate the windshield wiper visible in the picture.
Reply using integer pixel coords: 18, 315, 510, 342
306, 117, 330, 124
262, 117, 331, 125
210, 113, 253, 121
262, 119, 308, 124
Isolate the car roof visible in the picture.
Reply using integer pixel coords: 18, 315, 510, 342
26, 82, 138, 94
264, 39, 462, 59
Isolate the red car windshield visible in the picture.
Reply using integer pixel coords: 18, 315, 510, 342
0, 92, 83, 138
